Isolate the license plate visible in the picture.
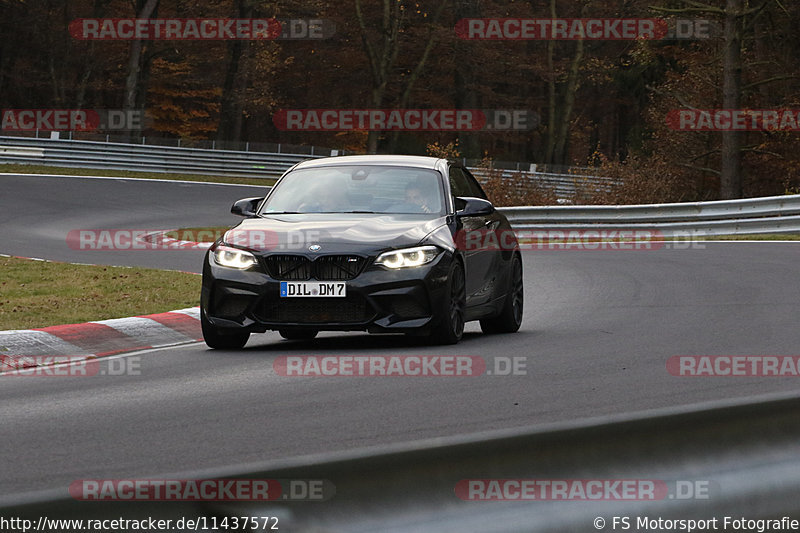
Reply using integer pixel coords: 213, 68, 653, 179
280, 281, 346, 298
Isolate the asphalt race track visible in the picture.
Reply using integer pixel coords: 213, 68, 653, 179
0, 173, 254, 272
2, 174, 800, 497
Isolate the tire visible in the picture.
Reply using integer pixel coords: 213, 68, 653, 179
279, 329, 319, 340
201, 311, 250, 349
429, 260, 466, 345
480, 254, 523, 334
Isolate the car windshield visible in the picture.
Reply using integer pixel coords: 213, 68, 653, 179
260, 165, 445, 215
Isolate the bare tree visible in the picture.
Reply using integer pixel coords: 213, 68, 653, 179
720, 0, 744, 199
542, 0, 587, 166
217, 0, 254, 143
652, 0, 770, 199
355, 0, 447, 154
123, 0, 160, 140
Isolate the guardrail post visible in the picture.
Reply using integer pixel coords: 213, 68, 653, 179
278, 144, 281, 153
246, 142, 249, 152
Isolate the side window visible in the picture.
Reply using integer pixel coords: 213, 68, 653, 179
462, 168, 488, 200
448, 167, 473, 199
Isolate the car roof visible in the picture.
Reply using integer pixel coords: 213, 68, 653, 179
292, 154, 446, 170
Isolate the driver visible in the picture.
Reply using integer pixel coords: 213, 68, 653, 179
403, 181, 434, 213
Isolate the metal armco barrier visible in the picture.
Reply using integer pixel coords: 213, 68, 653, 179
470, 167, 619, 200
0, 136, 326, 178
0, 136, 612, 196
2, 135, 799, 236
2, 393, 800, 532
499, 194, 800, 236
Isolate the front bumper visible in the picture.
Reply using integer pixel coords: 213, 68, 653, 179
201, 251, 452, 334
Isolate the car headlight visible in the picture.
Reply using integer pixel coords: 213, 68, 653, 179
374, 246, 440, 269
212, 245, 257, 269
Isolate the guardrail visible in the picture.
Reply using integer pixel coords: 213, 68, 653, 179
3, 135, 798, 235
0, 136, 614, 197
0, 130, 340, 157
499, 193, 800, 236
471, 167, 619, 200
3, 393, 800, 531
0, 136, 326, 178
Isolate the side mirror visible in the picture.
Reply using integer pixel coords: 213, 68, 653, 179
455, 196, 495, 217
231, 197, 263, 217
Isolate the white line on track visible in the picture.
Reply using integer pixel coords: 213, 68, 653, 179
0, 253, 201, 274
0, 341, 204, 376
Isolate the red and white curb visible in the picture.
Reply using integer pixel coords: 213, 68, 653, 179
140, 229, 213, 250
0, 307, 202, 372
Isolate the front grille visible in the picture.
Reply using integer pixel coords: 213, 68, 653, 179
263, 255, 366, 281
313, 255, 367, 280
264, 255, 311, 280
257, 295, 370, 324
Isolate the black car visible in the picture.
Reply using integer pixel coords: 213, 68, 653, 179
200, 155, 523, 347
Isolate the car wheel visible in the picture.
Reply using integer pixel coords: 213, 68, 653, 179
430, 260, 466, 345
480, 254, 523, 334
201, 311, 250, 349
279, 329, 319, 340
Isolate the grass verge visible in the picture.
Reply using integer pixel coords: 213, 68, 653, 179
0, 256, 200, 330
0, 163, 276, 186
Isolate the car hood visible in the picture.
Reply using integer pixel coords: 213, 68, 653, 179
226, 213, 448, 255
